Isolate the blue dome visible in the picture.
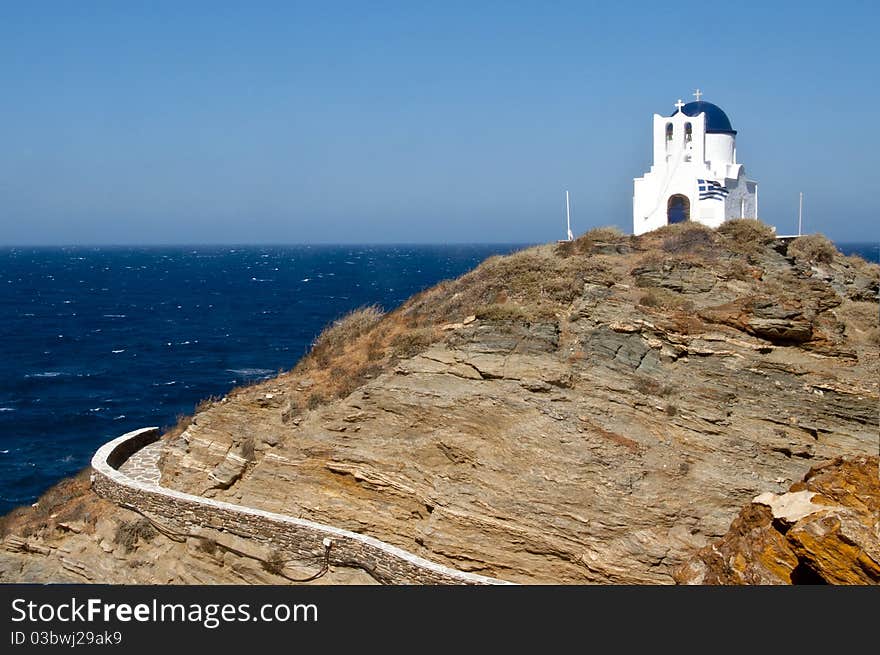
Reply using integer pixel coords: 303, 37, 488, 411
672, 101, 736, 135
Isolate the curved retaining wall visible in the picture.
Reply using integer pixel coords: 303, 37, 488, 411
91, 427, 510, 585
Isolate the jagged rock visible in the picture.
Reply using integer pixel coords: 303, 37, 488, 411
208, 451, 249, 489
699, 297, 815, 344
675, 455, 879, 584
752, 490, 829, 524
745, 317, 813, 343
632, 261, 717, 293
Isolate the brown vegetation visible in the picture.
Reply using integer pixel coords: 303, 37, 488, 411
390, 328, 436, 358
716, 219, 777, 255
262, 549, 286, 575
660, 222, 717, 254
638, 288, 694, 312
0, 468, 98, 539
309, 305, 385, 367
114, 518, 157, 553
788, 234, 837, 265
557, 226, 629, 257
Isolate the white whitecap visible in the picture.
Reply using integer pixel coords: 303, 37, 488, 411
111, 349, 125, 354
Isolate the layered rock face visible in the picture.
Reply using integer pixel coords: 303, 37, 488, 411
2, 223, 878, 584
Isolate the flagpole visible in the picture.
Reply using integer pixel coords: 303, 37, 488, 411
565, 190, 573, 241
798, 192, 803, 236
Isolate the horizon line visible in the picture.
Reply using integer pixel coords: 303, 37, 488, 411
0, 241, 541, 249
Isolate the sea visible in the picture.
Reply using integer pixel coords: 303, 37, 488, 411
0, 242, 876, 515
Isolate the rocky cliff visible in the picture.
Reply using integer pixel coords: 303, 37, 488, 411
2, 222, 878, 584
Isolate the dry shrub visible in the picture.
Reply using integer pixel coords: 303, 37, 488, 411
26, 468, 92, 521
114, 518, 157, 553
661, 223, 717, 254
585, 226, 627, 241
162, 413, 194, 441
844, 254, 880, 281
476, 303, 530, 322
788, 234, 837, 265
365, 333, 386, 361
262, 550, 286, 575
0, 509, 25, 538
53, 498, 90, 526
638, 289, 694, 312
566, 226, 628, 256
390, 328, 436, 358
555, 240, 577, 258
716, 219, 776, 255
195, 395, 221, 413
724, 259, 758, 282
309, 305, 384, 365
334, 363, 383, 399
632, 250, 665, 271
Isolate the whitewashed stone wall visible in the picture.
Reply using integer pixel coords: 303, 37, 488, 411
91, 427, 511, 585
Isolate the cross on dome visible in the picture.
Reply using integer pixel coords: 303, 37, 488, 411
674, 99, 685, 112
693, 89, 703, 101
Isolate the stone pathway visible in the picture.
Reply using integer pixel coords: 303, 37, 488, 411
117, 440, 163, 487
94, 427, 511, 584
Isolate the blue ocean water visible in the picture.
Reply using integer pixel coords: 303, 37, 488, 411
837, 243, 880, 263
0, 241, 876, 516
0, 245, 526, 515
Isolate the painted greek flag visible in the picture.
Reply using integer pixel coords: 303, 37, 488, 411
698, 179, 729, 201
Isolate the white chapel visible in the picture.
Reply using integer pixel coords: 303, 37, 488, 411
633, 91, 758, 235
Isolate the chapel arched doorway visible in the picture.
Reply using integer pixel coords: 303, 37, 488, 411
667, 194, 690, 224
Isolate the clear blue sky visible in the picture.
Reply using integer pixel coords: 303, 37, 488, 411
1, 1, 877, 244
